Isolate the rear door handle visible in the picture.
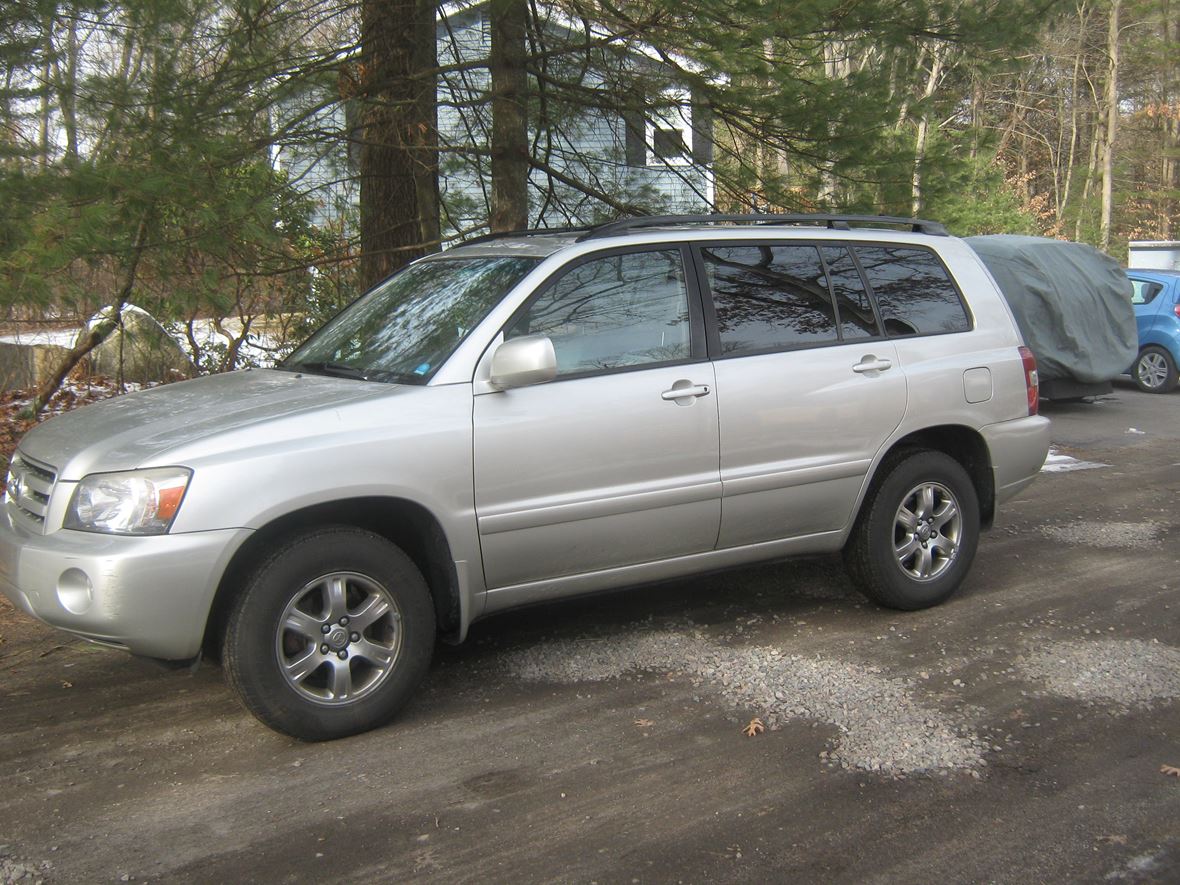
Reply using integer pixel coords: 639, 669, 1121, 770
661, 383, 711, 401
852, 357, 893, 374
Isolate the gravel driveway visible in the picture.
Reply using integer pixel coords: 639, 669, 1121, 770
2, 381, 1179, 883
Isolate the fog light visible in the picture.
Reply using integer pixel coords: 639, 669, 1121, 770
57, 568, 93, 614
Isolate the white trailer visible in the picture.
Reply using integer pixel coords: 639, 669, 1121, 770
1128, 241, 1180, 270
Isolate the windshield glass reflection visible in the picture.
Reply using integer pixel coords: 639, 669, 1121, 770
284, 256, 540, 383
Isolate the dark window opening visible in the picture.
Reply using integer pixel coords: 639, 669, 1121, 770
652, 127, 687, 161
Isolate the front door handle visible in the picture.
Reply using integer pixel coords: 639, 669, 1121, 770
852, 356, 893, 374
661, 382, 711, 401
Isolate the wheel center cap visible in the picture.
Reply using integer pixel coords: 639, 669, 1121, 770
917, 524, 932, 542
326, 625, 350, 650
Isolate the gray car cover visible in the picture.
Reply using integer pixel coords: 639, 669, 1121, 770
965, 235, 1136, 384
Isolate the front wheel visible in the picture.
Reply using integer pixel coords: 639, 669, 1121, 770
223, 527, 436, 740
844, 451, 980, 611
1133, 346, 1179, 394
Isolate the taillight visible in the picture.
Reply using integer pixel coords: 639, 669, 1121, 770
1173, 304, 1180, 320
1019, 345, 1039, 415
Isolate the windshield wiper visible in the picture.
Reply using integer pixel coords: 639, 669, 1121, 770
289, 361, 370, 381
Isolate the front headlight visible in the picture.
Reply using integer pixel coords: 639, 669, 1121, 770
65, 467, 192, 535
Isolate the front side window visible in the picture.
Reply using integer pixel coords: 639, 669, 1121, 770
286, 256, 539, 383
507, 249, 692, 376
854, 245, 970, 336
702, 243, 839, 355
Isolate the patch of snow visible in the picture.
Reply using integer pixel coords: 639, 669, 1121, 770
1, 318, 282, 368
1041, 447, 1107, 473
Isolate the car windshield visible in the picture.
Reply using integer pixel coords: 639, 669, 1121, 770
283, 256, 539, 383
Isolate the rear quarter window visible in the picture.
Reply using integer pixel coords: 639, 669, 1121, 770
854, 245, 971, 336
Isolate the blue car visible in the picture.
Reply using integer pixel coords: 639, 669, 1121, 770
1128, 269, 1180, 393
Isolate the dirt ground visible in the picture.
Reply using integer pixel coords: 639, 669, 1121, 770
1, 380, 1179, 884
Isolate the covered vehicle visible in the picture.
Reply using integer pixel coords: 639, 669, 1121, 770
966, 235, 1136, 399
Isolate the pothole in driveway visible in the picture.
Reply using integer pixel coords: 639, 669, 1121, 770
500, 628, 986, 777
1039, 520, 1163, 549
1019, 638, 1180, 708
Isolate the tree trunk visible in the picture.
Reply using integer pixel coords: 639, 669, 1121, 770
30, 212, 152, 417
1160, 0, 1178, 238
488, 0, 530, 232
359, 0, 440, 290
817, 40, 852, 206
1077, 110, 1102, 241
1059, 20, 1086, 222
1100, 0, 1119, 253
52, 7, 79, 167
911, 45, 945, 217
38, 9, 54, 168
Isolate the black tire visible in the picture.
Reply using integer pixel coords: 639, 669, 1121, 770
223, 526, 436, 741
844, 450, 980, 611
1132, 346, 1179, 394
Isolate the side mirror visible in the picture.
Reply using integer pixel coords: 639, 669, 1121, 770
489, 335, 557, 389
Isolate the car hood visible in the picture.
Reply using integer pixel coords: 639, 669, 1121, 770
18, 369, 407, 479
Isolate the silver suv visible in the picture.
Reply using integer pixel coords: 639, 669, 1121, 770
0, 215, 1050, 739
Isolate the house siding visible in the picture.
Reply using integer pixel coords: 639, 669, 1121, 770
277, 5, 713, 237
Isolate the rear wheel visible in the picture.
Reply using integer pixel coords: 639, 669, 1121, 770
1133, 346, 1178, 393
844, 451, 980, 610
223, 526, 435, 740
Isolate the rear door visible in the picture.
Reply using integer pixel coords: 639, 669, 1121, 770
473, 246, 721, 589
1129, 276, 1166, 340
697, 241, 908, 548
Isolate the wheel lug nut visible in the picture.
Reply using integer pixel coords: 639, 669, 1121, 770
339, 616, 349, 626
337, 650, 348, 660
321, 624, 331, 634
350, 632, 360, 642
320, 644, 329, 654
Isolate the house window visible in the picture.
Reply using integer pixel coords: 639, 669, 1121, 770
647, 90, 692, 167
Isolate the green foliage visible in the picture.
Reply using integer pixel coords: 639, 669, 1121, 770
1, 0, 1167, 390
0, 0, 333, 373
923, 153, 1044, 237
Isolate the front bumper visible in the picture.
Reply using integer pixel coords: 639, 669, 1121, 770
0, 509, 251, 660
982, 414, 1052, 504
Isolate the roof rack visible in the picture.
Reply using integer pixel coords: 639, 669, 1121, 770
577, 213, 950, 241
459, 225, 596, 247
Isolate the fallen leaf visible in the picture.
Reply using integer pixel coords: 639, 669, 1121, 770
1161, 764, 1180, 778
633, 718, 655, 729
1097, 835, 1129, 845
61, 681, 72, 688
743, 717, 765, 737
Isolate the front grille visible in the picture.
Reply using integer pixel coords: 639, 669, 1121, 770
6, 452, 58, 530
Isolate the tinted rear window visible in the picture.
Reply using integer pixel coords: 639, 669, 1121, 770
821, 245, 881, 340
854, 245, 970, 336
702, 244, 839, 355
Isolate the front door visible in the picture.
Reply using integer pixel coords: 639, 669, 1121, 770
474, 246, 721, 589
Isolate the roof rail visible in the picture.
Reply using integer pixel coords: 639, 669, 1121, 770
577, 213, 950, 241
459, 225, 596, 247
